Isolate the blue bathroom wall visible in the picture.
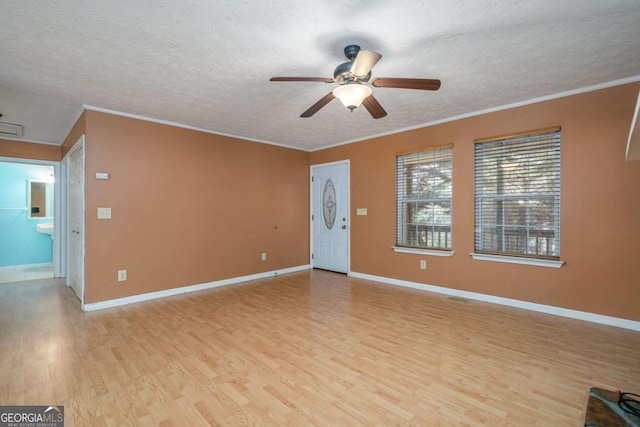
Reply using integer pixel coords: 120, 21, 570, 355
0, 162, 54, 267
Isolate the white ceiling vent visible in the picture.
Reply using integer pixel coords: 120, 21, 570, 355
0, 122, 24, 138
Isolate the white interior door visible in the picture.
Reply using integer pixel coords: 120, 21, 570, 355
67, 138, 85, 302
311, 161, 349, 273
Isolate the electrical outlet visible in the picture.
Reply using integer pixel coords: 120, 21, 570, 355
117, 270, 127, 282
97, 207, 112, 219
420, 260, 427, 270
261, 253, 267, 261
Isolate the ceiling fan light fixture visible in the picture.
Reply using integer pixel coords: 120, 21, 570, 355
332, 84, 372, 111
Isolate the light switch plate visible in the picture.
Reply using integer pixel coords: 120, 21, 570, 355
97, 207, 112, 219
356, 208, 368, 216
95, 172, 109, 180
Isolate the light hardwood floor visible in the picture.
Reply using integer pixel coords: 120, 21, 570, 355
1, 270, 639, 426
0, 263, 53, 284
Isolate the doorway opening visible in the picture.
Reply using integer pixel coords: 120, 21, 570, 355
0, 159, 58, 284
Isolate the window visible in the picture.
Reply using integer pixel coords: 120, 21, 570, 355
474, 128, 560, 259
396, 146, 453, 250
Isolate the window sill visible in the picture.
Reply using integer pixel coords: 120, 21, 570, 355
392, 247, 455, 257
470, 253, 564, 268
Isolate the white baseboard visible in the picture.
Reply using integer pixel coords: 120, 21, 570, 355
0, 262, 53, 271
349, 271, 640, 332
82, 265, 310, 312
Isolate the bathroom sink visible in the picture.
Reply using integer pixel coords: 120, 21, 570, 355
36, 222, 54, 239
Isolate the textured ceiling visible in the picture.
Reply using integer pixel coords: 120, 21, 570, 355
1, 1, 639, 151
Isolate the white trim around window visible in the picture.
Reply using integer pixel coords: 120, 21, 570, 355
470, 252, 564, 268
474, 127, 561, 259
396, 145, 453, 251
393, 247, 455, 257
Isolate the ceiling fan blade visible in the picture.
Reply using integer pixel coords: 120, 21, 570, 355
362, 95, 387, 119
350, 51, 382, 77
300, 93, 335, 118
270, 77, 335, 83
372, 78, 441, 90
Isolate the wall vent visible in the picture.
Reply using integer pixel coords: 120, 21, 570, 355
0, 122, 24, 137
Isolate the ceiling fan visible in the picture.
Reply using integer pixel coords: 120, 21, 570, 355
270, 44, 441, 119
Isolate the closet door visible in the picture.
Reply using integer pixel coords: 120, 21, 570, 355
68, 139, 84, 302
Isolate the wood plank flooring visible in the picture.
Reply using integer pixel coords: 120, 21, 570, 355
1, 270, 639, 426
0, 263, 53, 284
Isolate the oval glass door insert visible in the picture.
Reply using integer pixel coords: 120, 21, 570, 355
322, 179, 337, 229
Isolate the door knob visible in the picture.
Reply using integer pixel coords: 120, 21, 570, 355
341, 225, 346, 229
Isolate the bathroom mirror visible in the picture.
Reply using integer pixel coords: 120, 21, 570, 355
28, 180, 53, 219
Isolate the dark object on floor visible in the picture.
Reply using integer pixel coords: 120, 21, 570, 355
585, 388, 640, 427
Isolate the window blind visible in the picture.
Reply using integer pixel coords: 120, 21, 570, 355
474, 128, 560, 258
397, 146, 453, 250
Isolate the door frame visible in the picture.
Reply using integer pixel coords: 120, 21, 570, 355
63, 135, 85, 305
0, 156, 62, 277
309, 159, 351, 273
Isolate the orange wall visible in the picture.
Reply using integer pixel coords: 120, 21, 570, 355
82, 111, 310, 303
0, 138, 61, 161
310, 82, 640, 321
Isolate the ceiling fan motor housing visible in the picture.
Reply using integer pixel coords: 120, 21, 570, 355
333, 61, 353, 82
334, 45, 372, 84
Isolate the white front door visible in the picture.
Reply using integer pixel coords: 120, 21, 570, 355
311, 161, 349, 273
67, 138, 85, 302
